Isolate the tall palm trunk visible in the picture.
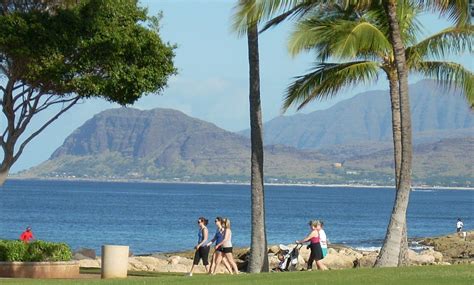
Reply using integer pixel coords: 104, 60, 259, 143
376, 0, 413, 267
386, 69, 409, 266
246, 18, 269, 273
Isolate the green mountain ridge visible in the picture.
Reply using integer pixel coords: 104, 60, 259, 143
19, 101, 473, 187
240, 80, 473, 149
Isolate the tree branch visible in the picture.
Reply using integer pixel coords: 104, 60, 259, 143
12, 86, 33, 104
12, 96, 80, 164
34, 96, 78, 114
2, 79, 16, 142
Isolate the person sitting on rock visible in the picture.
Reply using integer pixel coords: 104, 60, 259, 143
20, 226, 34, 243
296, 220, 327, 271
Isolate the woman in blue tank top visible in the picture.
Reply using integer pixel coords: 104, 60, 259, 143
188, 217, 210, 276
206, 217, 232, 274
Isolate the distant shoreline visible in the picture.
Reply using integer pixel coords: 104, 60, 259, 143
8, 176, 474, 190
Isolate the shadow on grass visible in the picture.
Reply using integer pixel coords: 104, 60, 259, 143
80, 267, 185, 278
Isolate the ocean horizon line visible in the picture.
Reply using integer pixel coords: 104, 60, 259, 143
6, 176, 474, 191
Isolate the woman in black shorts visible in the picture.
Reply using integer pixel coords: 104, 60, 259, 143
296, 220, 327, 271
188, 217, 210, 276
213, 218, 239, 274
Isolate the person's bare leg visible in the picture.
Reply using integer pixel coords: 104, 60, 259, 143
212, 252, 224, 275
208, 252, 216, 274
316, 260, 328, 270
224, 253, 239, 274
222, 255, 233, 274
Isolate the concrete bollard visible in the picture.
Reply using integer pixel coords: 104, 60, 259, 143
101, 245, 129, 279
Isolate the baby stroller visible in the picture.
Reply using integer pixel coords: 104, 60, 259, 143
276, 244, 303, 271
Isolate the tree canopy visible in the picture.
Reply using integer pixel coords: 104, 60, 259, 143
0, 0, 177, 183
0, 0, 177, 105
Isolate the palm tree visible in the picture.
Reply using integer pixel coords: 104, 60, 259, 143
284, 1, 473, 266
235, 0, 471, 267
232, 0, 269, 273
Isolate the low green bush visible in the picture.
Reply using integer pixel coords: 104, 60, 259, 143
0, 240, 72, 262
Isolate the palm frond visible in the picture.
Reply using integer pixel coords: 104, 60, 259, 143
232, 0, 305, 36
413, 61, 474, 107
414, 0, 471, 26
260, 2, 314, 33
364, 0, 423, 47
288, 16, 391, 61
406, 26, 474, 66
283, 61, 380, 111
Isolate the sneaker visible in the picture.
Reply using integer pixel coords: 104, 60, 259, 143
187, 272, 193, 277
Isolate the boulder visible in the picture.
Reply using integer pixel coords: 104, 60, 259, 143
73, 248, 96, 259
269, 255, 281, 269
358, 254, 377, 268
78, 258, 101, 268
420, 248, 443, 263
339, 248, 363, 260
408, 249, 435, 265
73, 253, 89, 260
128, 256, 168, 271
328, 248, 337, 255
168, 256, 181, 265
320, 252, 355, 269
419, 231, 474, 263
269, 245, 280, 254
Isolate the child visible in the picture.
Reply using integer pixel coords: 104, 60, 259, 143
318, 221, 328, 258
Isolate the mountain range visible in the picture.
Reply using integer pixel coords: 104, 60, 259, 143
240, 80, 473, 149
19, 80, 473, 187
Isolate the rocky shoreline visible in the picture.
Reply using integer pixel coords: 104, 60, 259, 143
74, 232, 473, 273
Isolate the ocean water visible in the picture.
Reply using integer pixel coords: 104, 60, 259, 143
0, 180, 472, 254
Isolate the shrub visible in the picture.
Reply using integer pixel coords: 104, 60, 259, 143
0, 240, 72, 262
0, 240, 28, 261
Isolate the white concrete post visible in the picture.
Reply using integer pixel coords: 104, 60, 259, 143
101, 245, 129, 279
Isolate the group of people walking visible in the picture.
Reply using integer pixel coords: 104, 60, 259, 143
189, 217, 330, 275
296, 220, 328, 271
188, 216, 239, 276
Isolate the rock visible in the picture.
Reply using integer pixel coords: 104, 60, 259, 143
321, 252, 355, 269
408, 249, 435, 265
419, 231, 474, 263
178, 258, 193, 266
269, 245, 280, 254
73, 253, 89, 260
73, 248, 96, 259
440, 262, 451, 266
328, 248, 337, 255
358, 254, 377, 268
78, 258, 101, 268
420, 248, 443, 263
340, 248, 363, 260
128, 256, 194, 273
168, 256, 181, 265
269, 255, 281, 269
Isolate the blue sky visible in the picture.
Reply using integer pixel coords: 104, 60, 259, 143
10, 0, 473, 172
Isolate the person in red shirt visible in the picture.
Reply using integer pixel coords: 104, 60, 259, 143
20, 226, 34, 243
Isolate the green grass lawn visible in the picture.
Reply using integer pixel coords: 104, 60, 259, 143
1, 265, 473, 285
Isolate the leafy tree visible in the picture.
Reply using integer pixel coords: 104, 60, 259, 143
0, 0, 176, 185
232, 0, 269, 273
